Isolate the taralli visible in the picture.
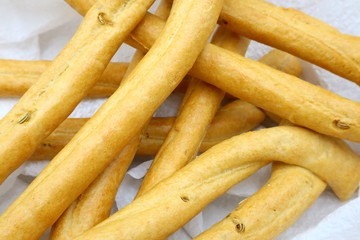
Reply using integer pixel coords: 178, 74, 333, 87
73, 126, 360, 240
30, 100, 264, 160
51, 2, 172, 238
68, 1, 360, 142
0, 0, 156, 183
194, 163, 326, 240
136, 26, 249, 197
0, 0, 223, 238
218, 0, 360, 84
0, 59, 128, 98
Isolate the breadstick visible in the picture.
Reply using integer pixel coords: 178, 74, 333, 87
218, 0, 360, 84
194, 163, 326, 240
29, 49, 300, 160
50, 137, 138, 240
0, 0, 156, 183
0, 0, 223, 239
29, 100, 263, 160
73, 126, 360, 240
51, 2, 172, 239
0, 60, 128, 98
67, 2, 360, 142
136, 27, 250, 197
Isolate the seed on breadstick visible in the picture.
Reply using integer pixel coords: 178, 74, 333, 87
0, 0, 223, 239
0, 0, 156, 184
51, 2, 172, 238
136, 26, 250, 197
73, 126, 360, 240
194, 163, 326, 240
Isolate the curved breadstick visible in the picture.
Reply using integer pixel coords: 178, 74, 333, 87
73, 126, 360, 240
136, 27, 250, 197
194, 163, 326, 240
51, 2, 172, 239
0, 0, 156, 183
0, 60, 128, 98
66, 2, 360, 142
29, 100, 263, 160
0, 0, 223, 239
218, 0, 360, 84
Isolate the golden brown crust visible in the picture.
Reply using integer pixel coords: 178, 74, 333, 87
0, 0, 223, 239
194, 163, 326, 240
50, 137, 138, 240
0, 0, 156, 184
29, 100, 264, 160
50, 3, 172, 239
74, 126, 360, 239
219, 0, 360, 84
136, 27, 249, 197
109, 11, 360, 142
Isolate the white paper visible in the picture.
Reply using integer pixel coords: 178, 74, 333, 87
0, 0, 359, 239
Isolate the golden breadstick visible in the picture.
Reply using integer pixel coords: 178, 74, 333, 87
29, 49, 300, 160
50, 137, 138, 240
125, 13, 360, 142
0, 0, 156, 183
51, 2, 172, 239
29, 100, 263, 160
0, 47, 300, 98
67, 2, 360, 142
0, 0, 223, 238
136, 27, 250, 197
0, 60, 128, 98
73, 126, 360, 240
218, 0, 360, 84
194, 163, 326, 240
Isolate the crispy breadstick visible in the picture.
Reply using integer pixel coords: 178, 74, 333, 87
67, 3, 360, 142
51, 2, 172, 239
0, 0, 223, 239
136, 27, 250, 197
29, 49, 300, 160
50, 137, 138, 240
0, 0, 156, 183
73, 126, 360, 240
0, 60, 128, 98
194, 163, 326, 240
218, 0, 360, 84
30, 100, 264, 160
165, 0, 360, 82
